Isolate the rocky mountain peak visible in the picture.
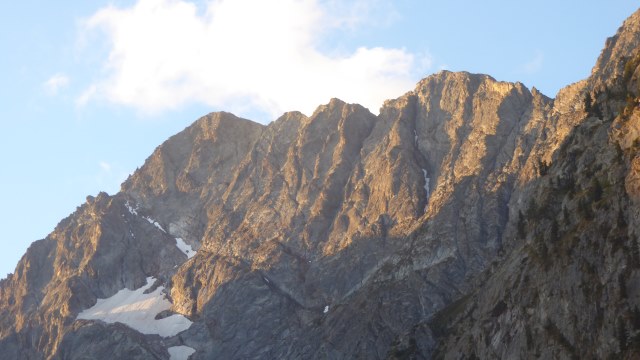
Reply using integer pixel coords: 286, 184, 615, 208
429, 9, 640, 360
5, 67, 552, 358
4, 8, 640, 360
591, 9, 640, 88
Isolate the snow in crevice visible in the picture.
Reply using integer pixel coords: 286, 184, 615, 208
125, 201, 139, 216
168, 346, 196, 360
414, 129, 418, 146
77, 277, 192, 337
421, 169, 430, 199
125, 202, 166, 232
421, 168, 431, 213
144, 216, 167, 233
175, 238, 196, 259
324, 305, 329, 314
125, 202, 196, 259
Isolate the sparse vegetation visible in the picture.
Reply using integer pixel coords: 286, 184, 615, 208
490, 300, 507, 317
584, 92, 594, 114
618, 319, 629, 352
544, 319, 578, 359
538, 160, 550, 176
624, 53, 640, 83
387, 336, 418, 360
633, 307, 640, 331
550, 219, 559, 243
632, 239, 640, 267
619, 273, 628, 299
563, 206, 571, 225
428, 294, 473, 338
591, 178, 603, 202
577, 198, 594, 221
617, 208, 628, 229
526, 199, 540, 219
619, 54, 640, 120
517, 210, 526, 239
525, 324, 534, 351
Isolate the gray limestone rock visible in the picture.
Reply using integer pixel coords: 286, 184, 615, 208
2, 8, 640, 360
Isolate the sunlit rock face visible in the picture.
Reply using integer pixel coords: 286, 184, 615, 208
433, 9, 640, 360
2, 9, 640, 360
0, 71, 547, 359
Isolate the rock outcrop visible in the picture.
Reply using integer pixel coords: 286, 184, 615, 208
432, 9, 640, 359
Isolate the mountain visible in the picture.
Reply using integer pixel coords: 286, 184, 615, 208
433, 10, 640, 359
2, 8, 640, 360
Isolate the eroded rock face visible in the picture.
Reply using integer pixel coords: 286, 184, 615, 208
159, 73, 551, 359
0, 72, 547, 359
432, 9, 640, 360
2, 9, 640, 360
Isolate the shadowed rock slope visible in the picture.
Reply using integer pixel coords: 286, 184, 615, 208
2, 8, 640, 360
430, 8, 640, 360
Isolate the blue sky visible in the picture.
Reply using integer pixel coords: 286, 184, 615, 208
1, 0, 638, 278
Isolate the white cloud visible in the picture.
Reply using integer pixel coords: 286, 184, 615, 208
78, 0, 425, 119
43, 73, 70, 95
322, 0, 401, 30
521, 51, 544, 74
99, 161, 112, 173
76, 84, 97, 107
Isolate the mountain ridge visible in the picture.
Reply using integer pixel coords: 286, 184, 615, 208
2, 8, 640, 359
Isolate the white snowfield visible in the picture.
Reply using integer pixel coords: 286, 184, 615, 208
168, 345, 196, 360
77, 277, 192, 337
175, 238, 196, 259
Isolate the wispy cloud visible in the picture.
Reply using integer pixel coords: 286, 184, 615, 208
96, 161, 129, 194
43, 73, 70, 95
77, 0, 426, 119
323, 0, 401, 29
76, 84, 97, 107
99, 161, 112, 173
521, 51, 544, 74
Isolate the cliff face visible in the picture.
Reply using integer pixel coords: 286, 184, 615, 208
1, 8, 640, 360
433, 10, 640, 360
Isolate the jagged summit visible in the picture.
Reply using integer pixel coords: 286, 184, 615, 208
591, 8, 640, 86
3, 8, 640, 360
2, 72, 540, 359
434, 8, 640, 359
412, 70, 541, 98
0, 69, 546, 358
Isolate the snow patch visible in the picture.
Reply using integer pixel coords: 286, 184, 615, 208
77, 277, 192, 337
175, 238, 195, 259
421, 168, 431, 212
414, 129, 418, 145
125, 203, 194, 259
324, 305, 329, 314
421, 169, 430, 199
125, 202, 166, 232
125, 201, 138, 216
145, 217, 166, 233
168, 345, 196, 360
